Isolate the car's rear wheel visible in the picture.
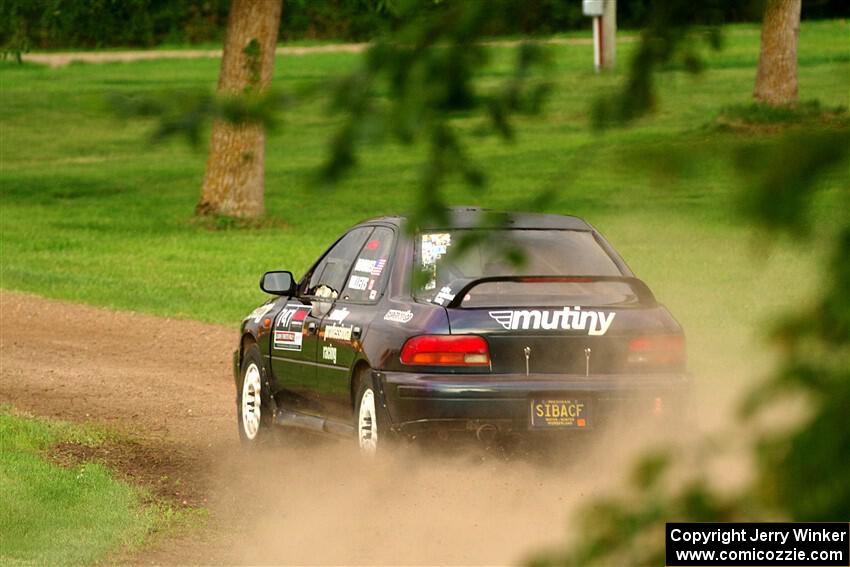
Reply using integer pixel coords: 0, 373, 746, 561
354, 371, 391, 456
237, 343, 271, 444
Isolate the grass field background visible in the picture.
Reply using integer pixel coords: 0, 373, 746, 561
1, 19, 848, 565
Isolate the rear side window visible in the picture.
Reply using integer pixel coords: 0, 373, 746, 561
306, 227, 372, 297
342, 227, 394, 302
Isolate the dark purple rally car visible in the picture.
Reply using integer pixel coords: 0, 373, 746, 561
234, 209, 688, 454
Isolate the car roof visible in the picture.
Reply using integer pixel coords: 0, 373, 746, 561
358, 207, 592, 231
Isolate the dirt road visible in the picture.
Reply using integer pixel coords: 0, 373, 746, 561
24, 44, 368, 67
1, 290, 666, 565
22, 37, 611, 68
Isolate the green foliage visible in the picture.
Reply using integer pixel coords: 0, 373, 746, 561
3, 0, 848, 53
526, 7, 850, 566
0, 0, 229, 52
108, 2, 557, 229
742, 129, 850, 520
738, 128, 850, 233
0, 412, 157, 565
591, 1, 732, 127
530, 120, 849, 564
242, 38, 262, 88
529, 446, 761, 566
320, 0, 554, 227
109, 88, 288, 146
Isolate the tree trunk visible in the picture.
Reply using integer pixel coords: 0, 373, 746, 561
196, 0, 282, 218
753, 0, 801, 106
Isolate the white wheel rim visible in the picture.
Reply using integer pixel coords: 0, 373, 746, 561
241, 363, 262, 440
358, 388, 378, 455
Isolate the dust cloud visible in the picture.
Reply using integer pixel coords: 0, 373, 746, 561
194, 419, 691, 566
193, 336, 777, 565
179, 327, 770, 567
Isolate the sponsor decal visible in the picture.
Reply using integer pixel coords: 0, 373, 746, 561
420, 233, 452, 265
328, 307, 350, 322
276, 307, 296, 328
272, 307, 310, 346
488, 308, 616, 336
353, 258, 376, 274
369, 289, 377, 300
322, 345, 338, 364
367, 278, 375, 290
246, 302, 274, 323
276, 306, 309, 332
324, 324, 353, 342
383, 309, 414, 323
290, 308, 308, 330
366, 239, 380, 250
432, 285, 455, 305
274, 330, 303, 351
420, 233, 452, 291
371, 258, 387, 277
348, 275, 369, 291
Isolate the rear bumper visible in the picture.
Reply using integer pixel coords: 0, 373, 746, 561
376, 371, 690, 434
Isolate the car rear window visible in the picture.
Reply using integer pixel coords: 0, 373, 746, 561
415, 229, 623, 304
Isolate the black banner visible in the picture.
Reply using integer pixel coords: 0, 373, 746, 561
666, 523, 849, 566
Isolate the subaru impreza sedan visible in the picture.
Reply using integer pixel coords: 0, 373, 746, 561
234, 209, 688, 454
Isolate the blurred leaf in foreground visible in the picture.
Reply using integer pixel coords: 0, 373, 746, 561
529, 107, 850, 566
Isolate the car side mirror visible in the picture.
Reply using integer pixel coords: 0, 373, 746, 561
260, 271, 295, 296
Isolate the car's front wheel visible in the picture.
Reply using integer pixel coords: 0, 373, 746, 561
237, 343, 271, 444
355, 373, 390, 456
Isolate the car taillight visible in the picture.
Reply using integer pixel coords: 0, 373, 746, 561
400, 335, 491, 367
628, 335, 685, 368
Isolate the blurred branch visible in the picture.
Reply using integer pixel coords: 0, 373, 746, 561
319, 0, 553, 228
109, 89, 293, 146
530, 112, 849, 563
737, 128, 850, 234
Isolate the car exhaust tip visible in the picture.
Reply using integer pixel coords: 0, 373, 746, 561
475, 423, 498, 444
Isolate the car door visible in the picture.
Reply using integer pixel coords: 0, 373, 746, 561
271, 226, 373, 413
317, 226, 396, 420
268, 299, 321, 412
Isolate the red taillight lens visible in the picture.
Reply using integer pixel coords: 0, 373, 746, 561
628, 335, 685, 368
400, 335, 491, 366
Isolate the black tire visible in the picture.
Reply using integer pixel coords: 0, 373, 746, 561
353, 369, 393, 456
236, 343, 272, 445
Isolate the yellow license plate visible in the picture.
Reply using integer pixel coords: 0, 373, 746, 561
530, 399, 590, 428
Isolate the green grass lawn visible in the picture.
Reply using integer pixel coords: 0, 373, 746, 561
0, 411, 170, 566
1, 20, 848, 402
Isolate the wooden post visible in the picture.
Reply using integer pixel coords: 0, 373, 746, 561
602, 0, 617, 71
592, 16, 602, 72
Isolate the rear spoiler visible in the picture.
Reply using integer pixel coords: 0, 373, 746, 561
441, 275, 657, 308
